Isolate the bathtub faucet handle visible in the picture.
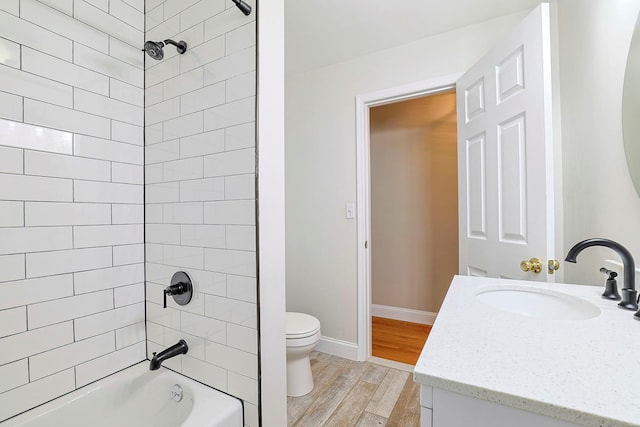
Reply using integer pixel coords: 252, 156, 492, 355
163, 271, 194, 309
163, 284, 184, 308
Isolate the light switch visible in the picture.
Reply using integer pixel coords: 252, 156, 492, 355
345, 203, 356, 219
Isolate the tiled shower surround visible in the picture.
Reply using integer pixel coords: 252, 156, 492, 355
0, 0, 258, 425
0, 0, 146, 421
143, 0, 257, 425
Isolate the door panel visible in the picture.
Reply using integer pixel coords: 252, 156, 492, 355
468, 266, 489, 277
496, 47, 525, 103
466, 133, 487, 240
457, 3, 557, 282
465, 78, 486, 122
498, 113, 527, 244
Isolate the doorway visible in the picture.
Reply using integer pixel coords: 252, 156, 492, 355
368, 92, 458, 365
355, 74, 462, 362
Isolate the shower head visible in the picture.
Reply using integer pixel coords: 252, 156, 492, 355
232, 0, 252, 16
143, 41, 165, 60
142, 39, 188, 61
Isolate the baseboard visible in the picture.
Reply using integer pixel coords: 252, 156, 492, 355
368, 356, 414, 373
371, 304, 437, 325
315, 336, 359, 360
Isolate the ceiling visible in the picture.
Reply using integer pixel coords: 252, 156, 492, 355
285, 0, 541, 75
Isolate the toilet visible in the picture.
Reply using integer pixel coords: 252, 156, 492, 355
286, 312, 321, 397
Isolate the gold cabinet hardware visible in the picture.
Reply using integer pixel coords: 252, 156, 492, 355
520, 257, 542, 273
548, 259, 560, 274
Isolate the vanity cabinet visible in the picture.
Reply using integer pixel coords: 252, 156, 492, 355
415, 276, 640, 426
420, 386, 581, 427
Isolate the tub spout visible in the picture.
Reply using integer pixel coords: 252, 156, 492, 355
150, 340, 188, 371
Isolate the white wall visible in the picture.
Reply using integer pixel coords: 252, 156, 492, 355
558, 0, 640, 286
286, 0, 640, 349
0, 0, 145, 421
143, 1, 258, 426
370, 93, 458, 313
285, 11, 529, 344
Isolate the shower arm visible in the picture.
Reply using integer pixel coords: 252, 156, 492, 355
163, 39, 180, 49
162, 39, 187, 55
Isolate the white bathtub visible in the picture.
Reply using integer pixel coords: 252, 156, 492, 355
1, 362, 243, 427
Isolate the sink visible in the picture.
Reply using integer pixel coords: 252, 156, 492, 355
475, 286, 601, 320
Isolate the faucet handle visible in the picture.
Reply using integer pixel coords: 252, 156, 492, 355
600, 267, 621, 301
599, 267, 617, 279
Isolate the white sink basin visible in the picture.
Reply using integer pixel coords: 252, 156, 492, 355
475, 286, 601, 320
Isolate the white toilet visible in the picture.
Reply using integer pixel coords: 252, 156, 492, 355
286, 312, 321, 397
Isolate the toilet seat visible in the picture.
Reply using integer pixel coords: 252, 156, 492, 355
286, 312, 320, 347
286, 329, 321, 347
286, 312, 320, 339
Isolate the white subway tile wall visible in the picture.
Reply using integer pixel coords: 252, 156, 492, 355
144, 1, 257, 425
0, 0, 145, 421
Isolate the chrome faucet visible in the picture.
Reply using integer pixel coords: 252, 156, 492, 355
149, 340, 188, 371
565, 238, 640, 320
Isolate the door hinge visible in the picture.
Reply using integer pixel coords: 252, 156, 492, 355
365, 241, 368, 249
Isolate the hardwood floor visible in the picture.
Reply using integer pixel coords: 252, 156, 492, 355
371, 317, 431, 365
287, 352, 420, 426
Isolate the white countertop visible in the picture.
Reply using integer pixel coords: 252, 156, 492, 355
414, 275, 640, 427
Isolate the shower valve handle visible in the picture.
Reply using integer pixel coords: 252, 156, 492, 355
163, 271, 194, 309
163, 283, 187, 308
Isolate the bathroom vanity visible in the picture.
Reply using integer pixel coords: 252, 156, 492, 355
414, 276, 640, 427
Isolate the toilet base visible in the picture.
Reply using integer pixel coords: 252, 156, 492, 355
286, 350, 314, 397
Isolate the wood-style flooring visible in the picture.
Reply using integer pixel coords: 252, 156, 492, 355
372, 317, 431, 365
287, 352, 420, 426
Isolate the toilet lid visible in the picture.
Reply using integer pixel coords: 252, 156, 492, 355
286, 312, 320, 337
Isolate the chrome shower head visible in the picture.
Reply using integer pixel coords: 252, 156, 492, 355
232, 0, 251, 16
142, 39, 188, 61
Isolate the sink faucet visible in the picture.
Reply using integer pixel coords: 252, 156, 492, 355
149, 340, 188, 370
565, 238, 639, 319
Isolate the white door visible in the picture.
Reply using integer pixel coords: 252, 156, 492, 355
457, 3, 560, 281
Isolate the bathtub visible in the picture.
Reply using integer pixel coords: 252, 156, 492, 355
1, 362, 243, 427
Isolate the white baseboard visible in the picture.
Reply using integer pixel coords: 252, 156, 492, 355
367, 356, 415, 372
371, 304, 437, 325
315, 336, 359, 360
